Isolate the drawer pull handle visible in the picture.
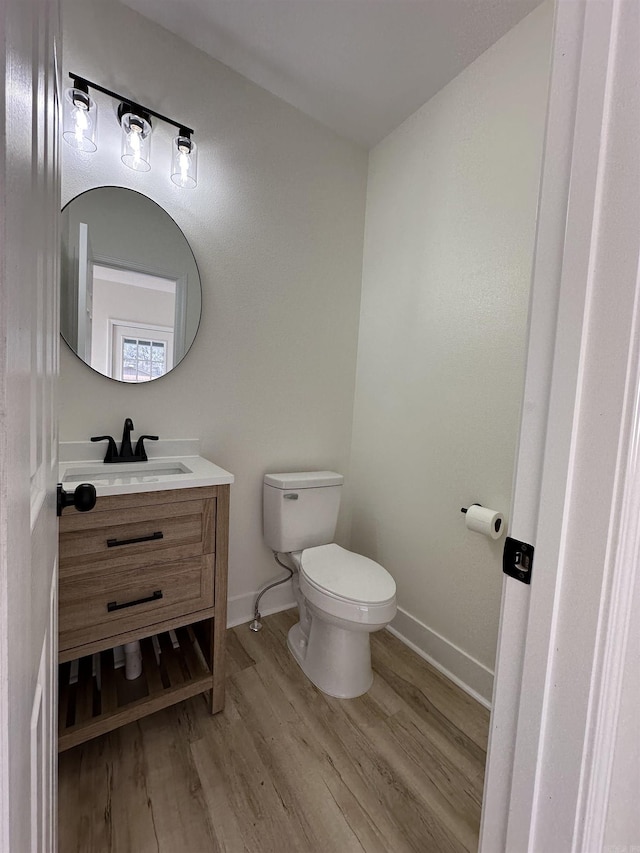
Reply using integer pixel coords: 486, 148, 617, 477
106, 531, 164, 548
107, 590, 163, 612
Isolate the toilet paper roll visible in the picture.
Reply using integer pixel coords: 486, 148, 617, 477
464, 505, 504, 540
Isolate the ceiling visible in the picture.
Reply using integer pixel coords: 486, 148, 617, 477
120, 0, 543, 148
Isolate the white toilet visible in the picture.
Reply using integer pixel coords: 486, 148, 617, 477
263, 471, 396, 699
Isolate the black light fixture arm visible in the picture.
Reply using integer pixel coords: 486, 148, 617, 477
69, 72, 194, 136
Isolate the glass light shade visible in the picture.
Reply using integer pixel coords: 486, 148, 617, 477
62, 88, 97, 152
171, 135, 197, 188
120, 112, 152, 172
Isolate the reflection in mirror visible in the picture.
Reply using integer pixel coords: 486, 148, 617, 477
61, 187, 201, 383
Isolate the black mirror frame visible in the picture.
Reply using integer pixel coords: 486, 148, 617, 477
60, 186, 202, 385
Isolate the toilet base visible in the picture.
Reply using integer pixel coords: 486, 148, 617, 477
287, 617, 374, 699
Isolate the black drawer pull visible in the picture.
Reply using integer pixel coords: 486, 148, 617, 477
106, 531, 163, 548
107, 590, 163, 612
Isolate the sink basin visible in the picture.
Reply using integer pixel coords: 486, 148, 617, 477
62, 460, 192, 485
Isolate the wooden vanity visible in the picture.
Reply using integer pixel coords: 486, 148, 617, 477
57, 482, 229, 752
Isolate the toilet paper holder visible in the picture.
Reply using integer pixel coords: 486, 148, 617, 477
460, 503, 504, 539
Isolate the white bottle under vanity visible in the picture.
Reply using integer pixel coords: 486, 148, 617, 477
57, 438, 233, 752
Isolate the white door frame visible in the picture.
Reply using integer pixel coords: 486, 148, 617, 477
481, 0, 640, 848
76, 222, 93, 363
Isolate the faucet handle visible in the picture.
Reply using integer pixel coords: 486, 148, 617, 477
134, 435, 159, 462
91, 435, 118, 463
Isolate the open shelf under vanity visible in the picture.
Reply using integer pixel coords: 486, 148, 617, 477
58, 621, 215, 752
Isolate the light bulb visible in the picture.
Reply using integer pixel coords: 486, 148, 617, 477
178, 148, 190, 182
120, 109, 152, 172
73, 103, 89, 145
129, 125, 142, 169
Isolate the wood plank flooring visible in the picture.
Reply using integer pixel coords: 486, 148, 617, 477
58, 609, 489, 853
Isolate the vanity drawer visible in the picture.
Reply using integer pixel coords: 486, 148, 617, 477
59, 497, 215, 574
59, 554, 214, 651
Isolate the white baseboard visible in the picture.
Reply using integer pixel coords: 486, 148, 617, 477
388, 607, 494, 709
227, 581, 296, 629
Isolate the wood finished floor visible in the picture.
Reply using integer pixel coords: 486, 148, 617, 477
58, 609, 489, 853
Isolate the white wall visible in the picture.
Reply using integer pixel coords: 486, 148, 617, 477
346, 3, 553, 701
60, 0, 368, 616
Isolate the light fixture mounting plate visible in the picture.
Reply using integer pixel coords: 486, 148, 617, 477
117, 101, 152, 129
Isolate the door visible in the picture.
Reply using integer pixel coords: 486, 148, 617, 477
0, 0, 61, 850
480, 0, 640, 849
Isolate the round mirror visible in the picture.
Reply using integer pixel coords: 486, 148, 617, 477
61, 187, 201, 383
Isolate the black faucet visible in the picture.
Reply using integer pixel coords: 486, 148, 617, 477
119, 418, 135, 459
91, 418, 159, 463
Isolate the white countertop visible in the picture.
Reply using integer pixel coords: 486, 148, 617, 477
59, 440, 234, 497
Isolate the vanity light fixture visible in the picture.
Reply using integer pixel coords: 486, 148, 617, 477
62, 79, 97, 152
171, 131, 198, 188
63, 73, 197, 188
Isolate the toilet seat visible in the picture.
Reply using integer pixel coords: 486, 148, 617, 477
298, 544, 396, 626
300, 544, 395, 605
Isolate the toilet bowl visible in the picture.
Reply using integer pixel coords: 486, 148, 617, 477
287, 544, 396, 698
262, 470, 396, 699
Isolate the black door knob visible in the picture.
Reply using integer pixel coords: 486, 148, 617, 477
57, 483, 97, 517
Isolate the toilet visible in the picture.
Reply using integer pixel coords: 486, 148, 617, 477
263, 471, 396, 699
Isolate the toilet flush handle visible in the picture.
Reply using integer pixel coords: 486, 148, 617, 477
284, 493, 299, 500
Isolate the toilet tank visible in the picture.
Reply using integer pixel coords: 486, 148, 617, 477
263, 471, 344, 553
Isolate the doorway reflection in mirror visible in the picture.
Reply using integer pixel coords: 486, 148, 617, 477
88, 264, 178, 382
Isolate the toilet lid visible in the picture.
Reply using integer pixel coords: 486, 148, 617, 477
300, 544, 395, 605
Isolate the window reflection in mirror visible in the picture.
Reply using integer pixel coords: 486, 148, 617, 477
61, 187, 201, 383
